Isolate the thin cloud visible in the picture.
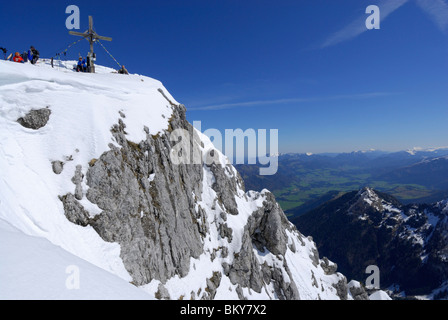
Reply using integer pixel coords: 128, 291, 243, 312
320, 0, 410, 49
189, 92, 397, 111
416, 0, 448, 31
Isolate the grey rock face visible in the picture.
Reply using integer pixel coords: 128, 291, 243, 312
320, 257, 338, 275
209, 163, 240, 215
203, 272, 222, 300
219, 223, 233, 243
155, 283, 171, 300
348, 282, 369, 300
60, 193, 90, 227
59, 98, 351, 300
60, 104, 206, 286
87, 114, 205, 285
332, 277, 348, 300
255, 192, 289, 256
71, 165, 84, 200
17, 108, 51, 130
228, 192, 300, 300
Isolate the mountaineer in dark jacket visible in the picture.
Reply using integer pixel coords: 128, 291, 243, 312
76, 57, 87, 72
28, 46, 40, 65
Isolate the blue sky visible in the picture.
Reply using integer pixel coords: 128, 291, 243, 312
1, 0, 447, 153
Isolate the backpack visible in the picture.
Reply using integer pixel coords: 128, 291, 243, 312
31, 48, 39, 57
21, 52, 28, 62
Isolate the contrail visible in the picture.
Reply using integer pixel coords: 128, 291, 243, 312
319, 0, 448, 49
189, 92, 397, 111
416, 0, 448, 31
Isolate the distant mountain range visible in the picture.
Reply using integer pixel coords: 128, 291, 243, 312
236, 148, 448, 299
293, 188, 448, 299
236, 147, 448, 215
376, 155, 448, 190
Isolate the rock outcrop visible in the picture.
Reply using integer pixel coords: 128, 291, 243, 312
17, 107, 51, 130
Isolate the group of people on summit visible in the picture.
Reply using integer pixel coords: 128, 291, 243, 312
2, 45, 128, 75
8, 46, 40, 65
74, 55, 128, 75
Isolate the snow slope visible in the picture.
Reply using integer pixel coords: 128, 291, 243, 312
0, 60, 176, 296
0, 218, 152, 300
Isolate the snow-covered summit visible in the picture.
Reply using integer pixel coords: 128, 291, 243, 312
0, 60, 374, 300
0, 59, 174, 277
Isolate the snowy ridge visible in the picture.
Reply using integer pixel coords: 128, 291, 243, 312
296, 187, 448, 299
349, 188, 448, 297
406, 146, 448, 155
353, 188, 446, 247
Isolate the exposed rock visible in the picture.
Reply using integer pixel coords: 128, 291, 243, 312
288, 239, 297, 253
221, 246, 228, 258
62, 104, 205, 286
52, 161, 64, 175
17, 108, 51, 130
203, 272, 222, 300
155, 283, 171, 300
218, 223, 233, 243
309, 247, 320, 268
235, 285, 246, 300
348, 280, 369, 300
320, 257, 338, 275
332, 276, 348, 300
71, 165, 84, 200
222, 262, 230, 276
228, 191, 300, 300
209, 163, 239, 215
271, 265, 300, 300
229, 232, 261, 292
311, 271, 319, 288
60, 193, 90, 227
250, 193, 289, 256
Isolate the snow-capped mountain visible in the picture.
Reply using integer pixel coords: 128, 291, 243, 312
406, 147, 448, 156
295, 187, 448, 299
0, 60, 380, 300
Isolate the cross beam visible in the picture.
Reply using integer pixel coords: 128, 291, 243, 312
69, 16, 112, 73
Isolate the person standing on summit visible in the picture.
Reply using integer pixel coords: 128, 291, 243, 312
28, 46, 39, 65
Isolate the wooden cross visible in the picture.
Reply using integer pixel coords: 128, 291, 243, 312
69, 16, 112, 73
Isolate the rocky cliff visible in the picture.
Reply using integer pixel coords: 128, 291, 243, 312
59, 94, 359, 300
